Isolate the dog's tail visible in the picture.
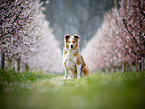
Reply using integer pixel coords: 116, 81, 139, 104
82, 66, 90, 76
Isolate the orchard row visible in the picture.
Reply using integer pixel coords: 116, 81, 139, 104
83, 0, 145, 72
0, 0, 63, 73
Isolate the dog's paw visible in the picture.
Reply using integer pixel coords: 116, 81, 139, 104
68, 76, 72, 80
77, 76, 80, 79
64, 76, 67, 80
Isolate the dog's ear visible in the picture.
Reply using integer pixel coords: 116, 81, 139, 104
74, 34, 80, 39
64, 34, 70, 40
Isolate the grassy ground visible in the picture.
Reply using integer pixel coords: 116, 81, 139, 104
0, 70, 145, 109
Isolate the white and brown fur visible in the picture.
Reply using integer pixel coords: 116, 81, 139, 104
63, 34, 90, 79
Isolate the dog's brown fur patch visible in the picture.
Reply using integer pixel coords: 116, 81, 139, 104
74, 51, 89, 76
64, 34, 71, 49
82, 66, 90, 76
72, 36, 79, 50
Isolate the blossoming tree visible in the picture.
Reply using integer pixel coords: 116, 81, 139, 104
83, 0, 145, 72
0, 0, 63, 73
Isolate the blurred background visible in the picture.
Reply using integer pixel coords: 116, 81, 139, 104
45, 0, 116, 48
0, 0, 145, 73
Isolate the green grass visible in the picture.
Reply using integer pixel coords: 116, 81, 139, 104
0, 70, 145, 109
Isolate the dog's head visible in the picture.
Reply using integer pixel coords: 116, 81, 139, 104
64, 34, 80, 50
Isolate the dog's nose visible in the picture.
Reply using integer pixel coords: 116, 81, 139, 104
71, 45, 73, 48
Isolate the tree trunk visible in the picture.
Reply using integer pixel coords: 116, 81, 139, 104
116, 66, 119, 73
141, 59, 144, 72
143, 59, 145, 71
12, 57, 15, 71
105, 68, 110, 73
135, 58, 139, 72
25, 63, 29, 71
17, 57, 21, 72
132, 64, 135, 72
7, 59, 12, 71
139, 61, 142, 72
122, 61, 126, 73
1, 52, 5, 70
114, 0, 118, 9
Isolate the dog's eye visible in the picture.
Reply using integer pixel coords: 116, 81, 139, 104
69, 41, 71, 43
66, 41, 68, 43
73, 41, 75, 43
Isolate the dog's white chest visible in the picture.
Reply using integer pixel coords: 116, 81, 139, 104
64, 52, 77, 69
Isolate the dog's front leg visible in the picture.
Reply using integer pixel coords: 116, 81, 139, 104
64, 61, 68, 80
64, 67, 68, 80
77, 64, 81, 79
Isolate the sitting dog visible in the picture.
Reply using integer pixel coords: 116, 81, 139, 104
63, 34, 90, 79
